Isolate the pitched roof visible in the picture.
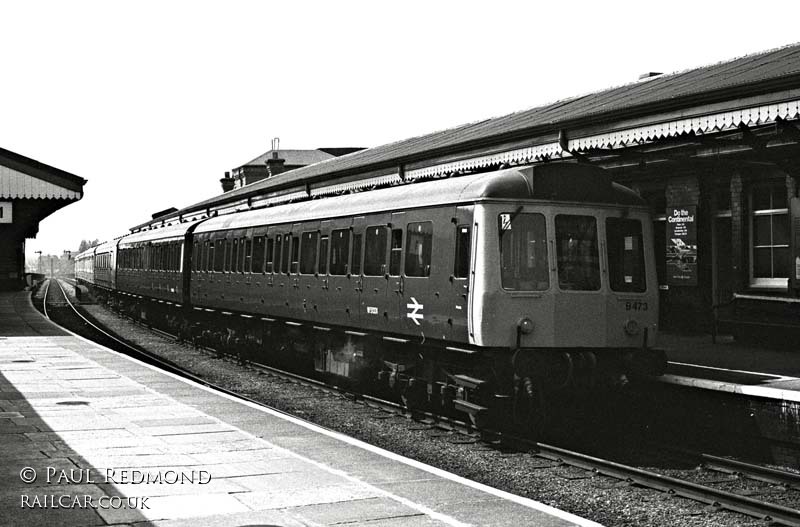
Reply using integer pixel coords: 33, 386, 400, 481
239, 149, 336, 168
0, 147, 86, 199
150, 42, 800, 224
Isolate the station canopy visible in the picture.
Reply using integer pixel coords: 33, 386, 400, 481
0, 147, 86, 237
132, 42, 800, 232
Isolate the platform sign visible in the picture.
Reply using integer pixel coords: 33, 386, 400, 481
0, 201, 11, 224
666, 205, 697, 286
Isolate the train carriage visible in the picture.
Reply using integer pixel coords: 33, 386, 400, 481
116, 220, 200, 304
93, 240, 118, 290
76, 162, 664, 429
184, 163, 662, 425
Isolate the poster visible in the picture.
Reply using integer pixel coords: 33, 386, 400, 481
666, 205, 697, 286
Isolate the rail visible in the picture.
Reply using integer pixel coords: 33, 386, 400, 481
43, 279, 800, 526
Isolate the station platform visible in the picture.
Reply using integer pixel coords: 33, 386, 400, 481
657, 331, 800, 402
0, 291, 597, 527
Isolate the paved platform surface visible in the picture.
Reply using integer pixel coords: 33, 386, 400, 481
658, 331, 800, 402
0, 291, 597, 527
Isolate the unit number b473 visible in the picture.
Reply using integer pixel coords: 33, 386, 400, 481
625, 301, 648, 311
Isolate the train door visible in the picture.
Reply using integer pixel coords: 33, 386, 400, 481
263, 226, 280, 314
360, 215, 391, 331
240, 228, 255, 309
297, 221, 321, 321
397, 209, 449, 340
222, 233, 235, 303
553, 212, 606, 346
388, 212, 407, 332
326, 218, 354, 327
351, 216, 366, 325
285, 224, 303, 319
271, 226, 291, 318
449, 206, 473, 343
248, 226, 269, 314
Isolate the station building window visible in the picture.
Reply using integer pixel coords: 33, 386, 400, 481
749, 181, 789, 288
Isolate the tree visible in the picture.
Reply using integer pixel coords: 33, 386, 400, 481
77, 239, 100, 253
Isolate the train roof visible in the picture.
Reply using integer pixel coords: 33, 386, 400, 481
133, 42, 800, 231
194, 164, 645, 234
119, 217, 206, 247
75, 239, 118, 259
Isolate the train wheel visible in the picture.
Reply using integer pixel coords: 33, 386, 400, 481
514, 376, 547, 438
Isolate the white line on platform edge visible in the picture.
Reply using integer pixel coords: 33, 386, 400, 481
46, 313, 601, 527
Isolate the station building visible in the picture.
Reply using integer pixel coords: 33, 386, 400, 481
223, 141, 364, 191
135, 43, 800, 337
0, 147, 85, 290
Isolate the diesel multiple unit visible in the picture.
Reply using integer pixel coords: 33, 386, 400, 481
76, 163, 664, 429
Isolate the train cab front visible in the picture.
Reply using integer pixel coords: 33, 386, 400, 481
475, 198, 666, 396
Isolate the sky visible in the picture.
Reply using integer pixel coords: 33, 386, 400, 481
3, 1, 799, 256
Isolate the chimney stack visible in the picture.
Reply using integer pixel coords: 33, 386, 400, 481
220, 171, 235, 192
266, 137, 285, 177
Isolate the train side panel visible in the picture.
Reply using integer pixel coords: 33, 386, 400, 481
190, 204, 471, 344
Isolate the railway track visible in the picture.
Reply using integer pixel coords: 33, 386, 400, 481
42, 279, 800, 526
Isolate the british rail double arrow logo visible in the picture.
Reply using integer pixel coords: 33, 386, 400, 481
406, 297, 424, 325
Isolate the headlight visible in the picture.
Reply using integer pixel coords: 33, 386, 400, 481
624, 319, 641, 336
518, 317, 535, 335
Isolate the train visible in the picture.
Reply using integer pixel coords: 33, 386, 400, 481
76, 162, 665, 430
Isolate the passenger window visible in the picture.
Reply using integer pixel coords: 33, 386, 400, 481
243, 238, 252, 273
275, 235, 283, 273
351, 233, 363, 275
225, 240, 233, 272
252, 236, 265, 274
499, 213, 549, 291
290, 235, 299, 274
555, 215, 600, 291
265, 237, 275, 273
330, 229, 350, 275
319, 235, 329, 275
214, 239, 225, 272
364, 226, 387, 276
300, 231, 318, 275
454, 225, 471, 278
606, 218, 646, 292
405, 222, 432, 277
389, 229, 403, 276
203, 241, 210, 272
